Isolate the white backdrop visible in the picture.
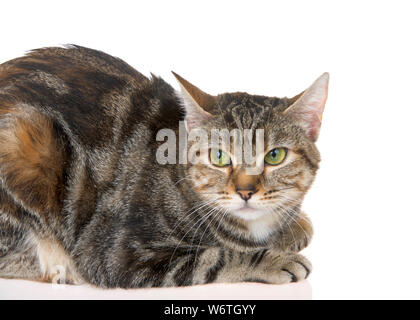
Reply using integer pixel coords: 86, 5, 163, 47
1, 0, 419, 299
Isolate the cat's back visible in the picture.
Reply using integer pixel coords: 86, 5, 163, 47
0, 46, 183, 248
0, 45, 147, 89
0, 45, 180, 147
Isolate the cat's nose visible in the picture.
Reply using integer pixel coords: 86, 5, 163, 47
236, 188, 257, 201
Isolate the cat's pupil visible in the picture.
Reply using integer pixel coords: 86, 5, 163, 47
270, 149, 278, 158
217, 150, 222, 159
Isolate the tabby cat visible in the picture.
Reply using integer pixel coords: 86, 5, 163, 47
0, 45, 328, 287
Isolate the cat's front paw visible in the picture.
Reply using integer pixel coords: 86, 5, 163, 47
263, 252, 312, 284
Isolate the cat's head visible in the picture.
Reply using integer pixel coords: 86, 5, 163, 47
174, 72, 328, 236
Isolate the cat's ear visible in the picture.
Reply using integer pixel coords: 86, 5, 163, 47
172, 72, 216, 132
283, 72, 329, 141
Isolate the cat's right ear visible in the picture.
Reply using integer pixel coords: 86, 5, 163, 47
172, 72, 215, 132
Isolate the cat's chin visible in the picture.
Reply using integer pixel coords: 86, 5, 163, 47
229, 207, 278, 241
231, 206, 269, 221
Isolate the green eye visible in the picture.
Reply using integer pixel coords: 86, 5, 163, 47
264, 148, 287, 165
210, 149, 231, 167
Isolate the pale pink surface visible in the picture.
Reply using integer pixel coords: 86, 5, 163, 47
0, 278, 311, 300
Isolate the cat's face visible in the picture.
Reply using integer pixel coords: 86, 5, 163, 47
174, 72, 328, 234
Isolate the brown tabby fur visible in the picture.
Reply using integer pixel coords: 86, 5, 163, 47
0, 45, 328, 287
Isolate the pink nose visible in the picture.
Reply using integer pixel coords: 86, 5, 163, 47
236, 188, 256, 201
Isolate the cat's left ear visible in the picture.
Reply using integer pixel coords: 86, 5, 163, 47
283, 72, 329, 141
172, 72, 216, 132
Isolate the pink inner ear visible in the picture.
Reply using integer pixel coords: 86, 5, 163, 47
290, 107, 320, 141
298, 73, 329, 141
185, 111, 213, 132
307, 95, 327, 141
186, 116, 200, 132
307, 113, 322, 141
288, 87, 327, 142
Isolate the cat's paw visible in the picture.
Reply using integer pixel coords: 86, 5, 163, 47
264, 252, 312, 284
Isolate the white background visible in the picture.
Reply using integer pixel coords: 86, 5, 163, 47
1, 0, 420, 299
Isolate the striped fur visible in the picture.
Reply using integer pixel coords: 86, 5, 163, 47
0, 46, 327, 287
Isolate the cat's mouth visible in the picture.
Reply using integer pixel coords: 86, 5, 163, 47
231, 203, 268, 220
237, 204, 256, 213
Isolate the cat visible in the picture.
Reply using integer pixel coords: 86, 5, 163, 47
0, 45, 328, 288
